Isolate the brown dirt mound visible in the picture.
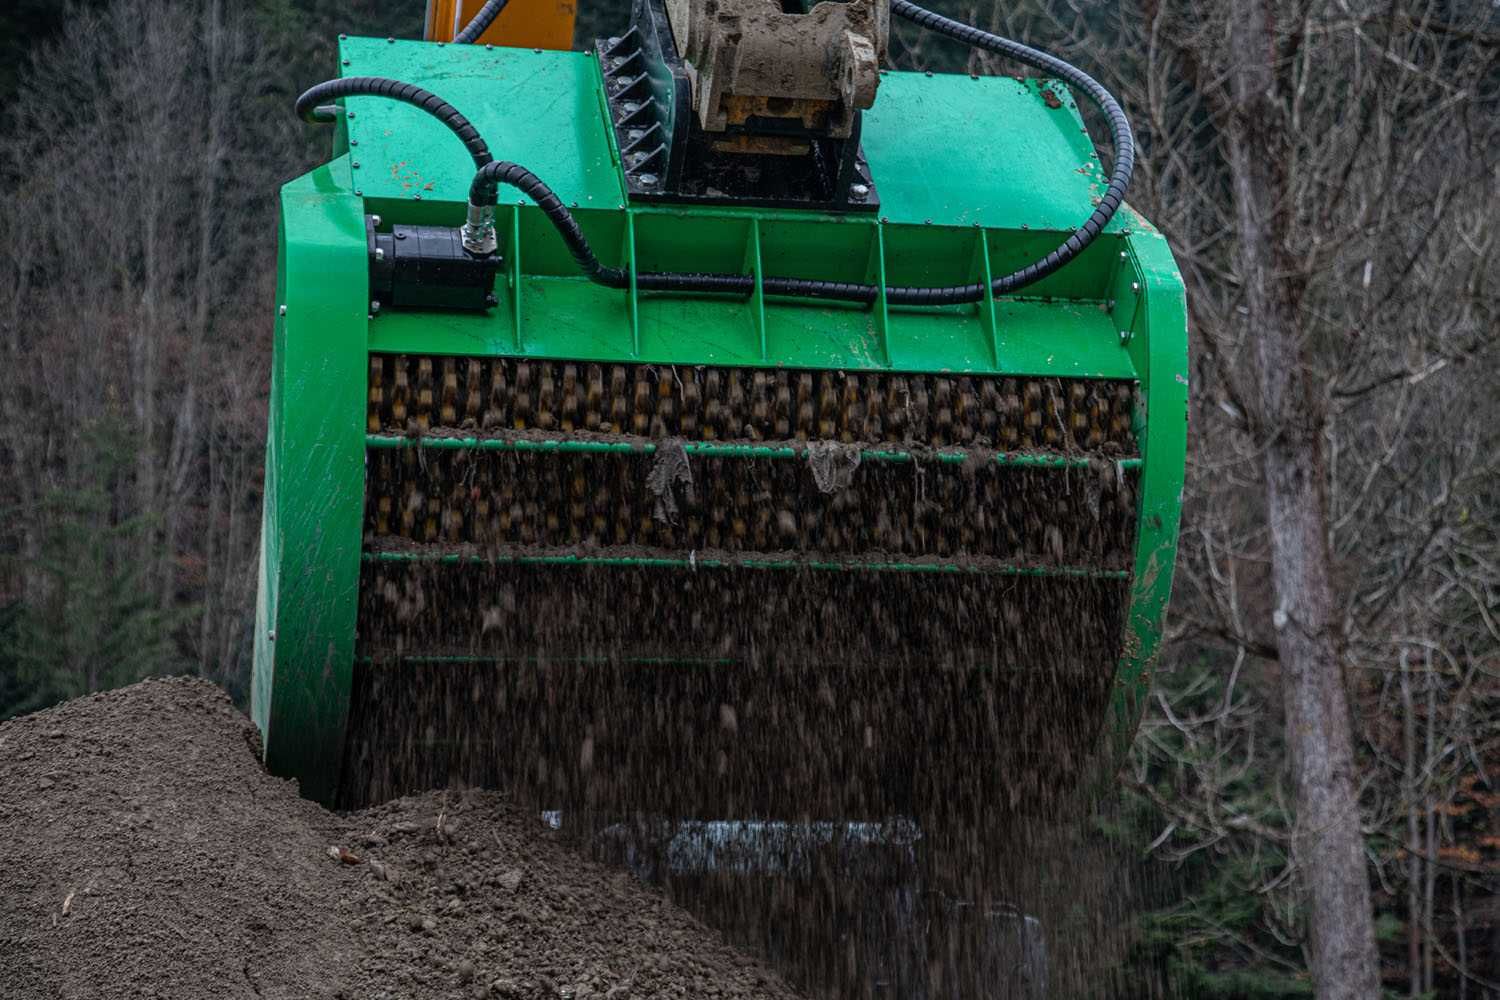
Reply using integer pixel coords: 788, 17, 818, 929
0, 677, 801, 1000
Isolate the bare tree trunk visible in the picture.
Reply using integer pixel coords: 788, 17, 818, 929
1402, 649, 1420, 996
1225, 1, 1380, 995
1422, 648, 1436, 994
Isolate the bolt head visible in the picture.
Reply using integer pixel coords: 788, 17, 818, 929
627, 128, 645, 141
278, 305, 287, 316
637, 173, 659, 186
850, 183, 870, 198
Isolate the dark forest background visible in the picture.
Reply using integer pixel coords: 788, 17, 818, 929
0, 1, 1497, 996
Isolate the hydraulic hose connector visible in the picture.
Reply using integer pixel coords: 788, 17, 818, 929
469, 161, 629, 288
461, 202, 498, 255
298, 6, 1136, 309
451, 4, 1136, 306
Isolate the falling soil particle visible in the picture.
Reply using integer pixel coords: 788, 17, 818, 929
0, 677, 803, 1000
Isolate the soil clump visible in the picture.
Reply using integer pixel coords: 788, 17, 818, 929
0, 677, 801, 1000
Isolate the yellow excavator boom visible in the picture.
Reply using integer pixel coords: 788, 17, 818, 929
424, 0, 577, 50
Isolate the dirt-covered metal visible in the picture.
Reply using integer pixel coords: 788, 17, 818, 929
664, 0, 887, 139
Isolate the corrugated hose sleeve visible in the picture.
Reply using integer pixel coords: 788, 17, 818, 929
471, 161, 629, 285
888, 0, 1136, 301
464, 3, 1134, 305
302, 2, 1135, 305
453, 0, 511, 45
294, 77, 493, 170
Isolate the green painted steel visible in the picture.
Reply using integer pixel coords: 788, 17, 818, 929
356, 655, 740, 667
252, 160, 370, 807
340, 39, 1138, 379
1109, 226, 1190, 758
364, 433, 1144, 470
364, 550, 1131, 579
252, 36, 1188, 806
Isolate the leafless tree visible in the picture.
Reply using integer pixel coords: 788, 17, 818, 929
904, 0, 1500, 991
1091, 0, 1495, 992
0, 0, 285, 698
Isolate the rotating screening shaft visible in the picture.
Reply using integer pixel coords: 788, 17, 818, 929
363, 355, 1141, 570
367, 356, 1137, 449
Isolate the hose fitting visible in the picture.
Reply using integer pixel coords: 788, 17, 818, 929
461, 202, 498, 255
455, 3, 1136, 307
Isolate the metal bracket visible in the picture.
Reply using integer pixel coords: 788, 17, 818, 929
596, 0, 879, 213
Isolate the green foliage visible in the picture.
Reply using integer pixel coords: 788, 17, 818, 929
0, 1, 109, 104
1110, 653, 1324, 998
1373, 911, 1405, 944
0, 600, 24, 719
3, 419, 191, 714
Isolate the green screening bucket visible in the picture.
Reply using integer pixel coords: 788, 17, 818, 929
251, 37, 1187, 815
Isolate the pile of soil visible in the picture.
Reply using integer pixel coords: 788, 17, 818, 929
0, 678, 801, 1000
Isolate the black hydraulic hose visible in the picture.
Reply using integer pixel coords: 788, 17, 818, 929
466, 2, 1135, 305
887, 0, 1134, 301
453, 0, 510, 44
472, 162, 627, 285
471, 162, 888, 301
295, 77, 493, 170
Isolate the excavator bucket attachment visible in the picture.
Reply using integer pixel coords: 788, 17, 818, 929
251, 29, 1187, 817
